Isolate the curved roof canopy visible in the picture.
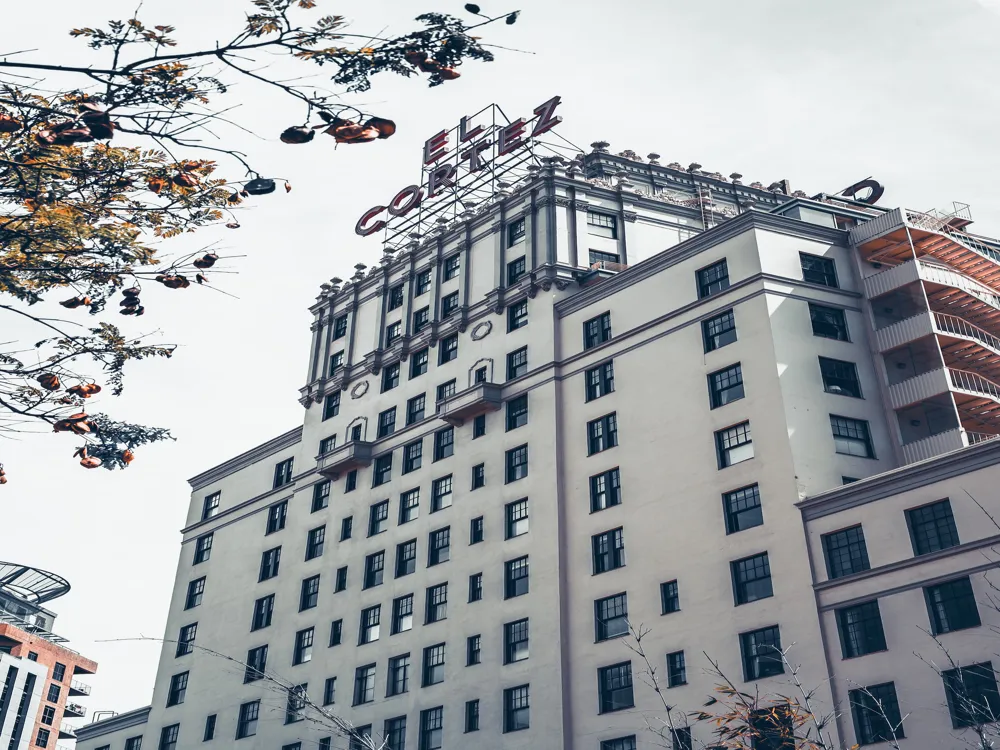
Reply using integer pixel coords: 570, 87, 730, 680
0, 562, 70, 605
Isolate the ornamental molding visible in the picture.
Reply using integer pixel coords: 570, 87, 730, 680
471, 321, 493, 341
350, 381, 369, 400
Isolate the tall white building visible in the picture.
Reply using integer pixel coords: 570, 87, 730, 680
76, 143, 1000, 750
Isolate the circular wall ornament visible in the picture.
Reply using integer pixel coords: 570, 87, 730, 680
350, 381, 370, 399
471, 320, 493, 341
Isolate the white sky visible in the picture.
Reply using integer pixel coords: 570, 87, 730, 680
2, 0, 999, 718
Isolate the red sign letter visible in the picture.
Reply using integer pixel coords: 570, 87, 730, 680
459, 115, 485, 143
423, 130, 449, 165
427, 164, 458, 198
388, 185, 424, 217
356, 205, 387, 236
531, 95, 563, 137
498, 119, 527, 156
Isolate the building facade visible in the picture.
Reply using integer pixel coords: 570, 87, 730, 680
0, 563, 98, 750
76, 145, 1000, 750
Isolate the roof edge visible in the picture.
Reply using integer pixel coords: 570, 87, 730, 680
187, 426, 303, 491
75, 705, 151, 740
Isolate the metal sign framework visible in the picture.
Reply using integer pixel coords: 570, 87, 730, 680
370, 99, 582, 251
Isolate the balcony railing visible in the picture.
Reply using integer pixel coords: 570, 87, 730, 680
949, 367, 1000, 401
58, 723, 76, 738
589, 261, 628, 273
934, 312, 1000, 355
901, 429, 965, 464
966, 431, 1000, 445
63, 702, 86, 718
316, 440, 373, 479
69, 679, 91, 696
437, 383, 503, 426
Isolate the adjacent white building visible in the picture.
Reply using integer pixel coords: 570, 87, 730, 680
76, 145, 1000, 750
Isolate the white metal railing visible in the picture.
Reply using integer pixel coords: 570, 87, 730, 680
589, 261, 628, 273
966, 431, 1000, 445
59, 723, 76, 737
70, 679, 91, 695
64, 701, 86, 716
918, 261, 1000, 308
902, 429, 965, 464
906, 210, 1000, 265
949, 368, 1000, 401
934, 313, 1000, 354
849, 207, 905, 246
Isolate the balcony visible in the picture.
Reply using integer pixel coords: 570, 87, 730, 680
68, 679, 91, 697
58, 723, 76, 739
63, 702, 86, 718
437, 383, 503, 426
317, 441, 373, 478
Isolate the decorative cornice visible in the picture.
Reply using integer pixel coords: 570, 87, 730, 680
798, 438, 1000, 520
75, 706, 151, 740
187, 427, 303, 490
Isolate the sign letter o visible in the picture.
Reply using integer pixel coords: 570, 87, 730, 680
389, 185, 424, 217
356, 205, 387, 236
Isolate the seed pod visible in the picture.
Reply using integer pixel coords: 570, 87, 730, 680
404, 50, 427, 66
82, 383, 102, 395
122, 449, 135, 465
0, 114, 23, 133
244, 177, 276, 195
69, 421, 91, 435
122, 287, 141, 297
418, 58, 440, 73
364, 117, 396, 139
80, 456, 102, 469
193, 253, 218, 269
173, 173, 199, 188
437, 67, 461, 80
280, 126, 315, 144
37, 373, 61, 391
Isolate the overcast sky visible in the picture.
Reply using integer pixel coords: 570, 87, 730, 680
2, 0, 999, 719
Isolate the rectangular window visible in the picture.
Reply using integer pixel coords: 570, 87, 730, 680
387, 655, 410, 697
850, 682, 904, 745
158, 725, 180, 750
592, 527, 626, 574
345, 470, 357, 492
471, 464, 485, 490
323, 676, 336, 705
312, 480, 331, 512
236, 701, 259, 739
907, 499, 960, 556
504, 618, 529, 663
943, 663, 1000, 729
473, 413, 486, 438
323, 392, 340, 421
474, 365, 487, 383
359, 605, 381, 644
697, 259, 730, 298
587, 211, 618, 239
410, 348, 429, 380
285, 683, 307, 724
703, 309, 737, 352
185, 577, 205, 609
586, 361, 615, 401
385, 321, 402, 346
822, 526, 870, 579
293, 627, 314, 665
305, 525, 326, 560
723, 484, 763, 533
413, 307, 430, 335
588, 413, 619, 454
426, 583, 448, 623
441, 291, 460, 318
926, 577, 981, 634
660, 580, 680, 614
392, 594, 414, 634
671, 729, 692, 750
363, 551, 385, 589
251, 594, 274, 631
192, 533, 213, 565
166, 671, 188, 706
349, 729, 372, 750
203, 715, 216, 742
820, 357, 861, 397
299, 574, 321, 611
467, 634, 482, 666
584, 312, 613, 350
507, 346, 528, 379
837, 600, 887, 658
372, 453, 392, 487
52, 663, 66, 683
800, 252, 838, 288
244, 645, 268, 683
589, 249, 620, 266
382, 362, 400, 392
377, 407, 397, 439
595, 592, 628, 641
416, 269, 431, 296
508, 258, 526, 288
507, 218, 526, 247
505, 556, 530, 598
601, 738, 637, 750
422, 643, 446, 685
428, 527, 451, 565
202, 492, 220, 520
508, 300, 528, 331
444, 254, 461, 280
439, 334, 459, 364
469, 572, 483, 602
399, 488, 420, 524
335, 566, 347, 592
419, 707, 443, 750
598, 661, 634, 713
431, 475, 453, 512
740, 625, 784, 680
590, 468, 622, 512
505, 498, 529, 538
273, 460, 294, 490
716, 421, 753, 468
732, 552, 773, 605
266, 500, 288, 534
433, 426, 454, 461
506, 394, 528, 431
810, 303, 850, 341
831, 415, 874, 458
333, 315, 348, 340
368, 499, 389, 536
407, 394, 426, 424
340, 516, 353, 541
328, 351, 344, 377
176, 623, 196, 657
388, 283, 405, 310
470, 515, 484, 543
667, 651, 687, 687
396, 539, 417, 578
46, 683, 60, 702
708, 363, 745, 408
503, 685, 530, 732
353, 664, 376, 705
259, 547, 280, 582
329, 619, 343, 646
465, 699, 480, 733
35, 729, 50, 749
436, 380, 456, 404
